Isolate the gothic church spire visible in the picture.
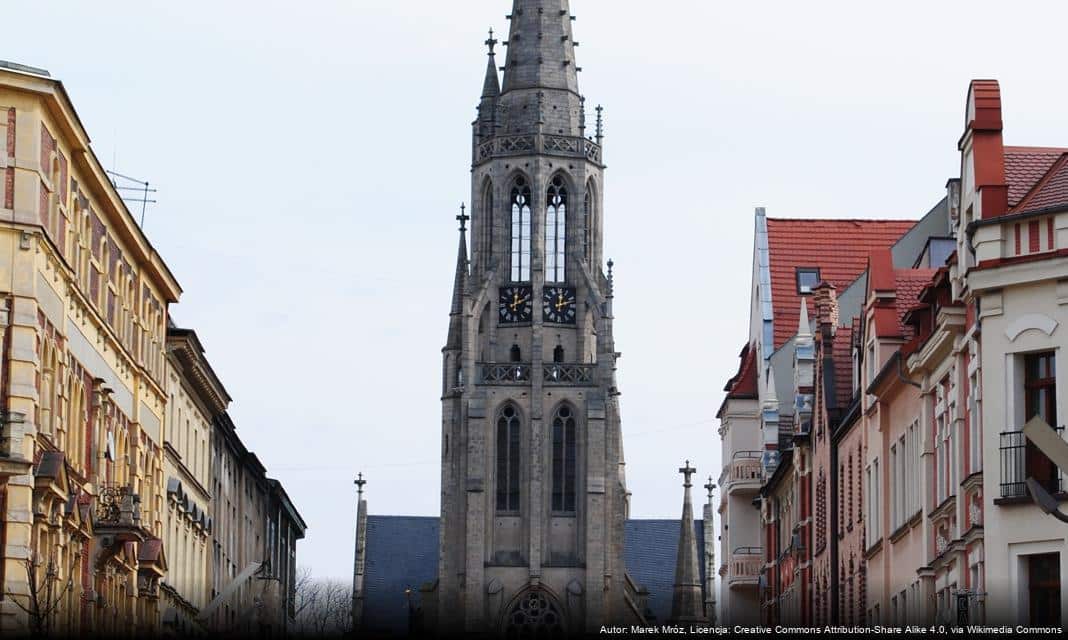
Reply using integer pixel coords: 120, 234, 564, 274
447, 206, 470, 349
671, 462, 707, 622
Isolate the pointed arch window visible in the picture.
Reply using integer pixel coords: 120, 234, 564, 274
551, 405, 577, 513
583, 183, 593, 264
546, 176, 567, 283
483, 181, 494, 266
510, 177, 532, 282
496, 404, 522, 512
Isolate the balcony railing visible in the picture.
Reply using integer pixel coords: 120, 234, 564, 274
478, 363, 597, 386
724, 451, 764, 493
728, 547, 763, 586
96, 484, 142, 528
999, 426, 1065, 499
475, 133, 603, 166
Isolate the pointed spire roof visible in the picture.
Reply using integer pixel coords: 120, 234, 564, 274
490, 0, 585, 137
670, 461, 707, 622
482, 28, 500, 98
797, 298, 812, 340
501, 0, 579, 95
447, 206, 470, 349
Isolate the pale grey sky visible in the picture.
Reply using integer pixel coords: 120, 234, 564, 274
7, 1, 1068, 580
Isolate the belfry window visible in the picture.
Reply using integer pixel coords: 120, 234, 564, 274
484, 182, 494, 265
510, 177, 532, 282
546, 176, 567, 283
583, 184, 592, 264
551, 405, 577, 513
496, 405, 521, 513
510, 344, 522, 363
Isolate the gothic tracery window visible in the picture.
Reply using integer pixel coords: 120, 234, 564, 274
504, 589, 566, 639
496, 404, 521, 513
551, 404, 577, 513
483, 181, 494, 266
510, 177, 532, 282
583, 182, 593, 264
545, 176, 567, 283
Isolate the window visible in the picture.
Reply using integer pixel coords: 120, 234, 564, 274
553, 345, 564, 363
545, 176, 567, 283
496, 404, 521, 512
796, 267, 821, 294
551, 405, 577, 513
969, 353, 982, 473
582, 185, 593, 263
866, 459, 880, 548
510, 344, 522, 363
1025, 351, 1059, 493
510, 177, 532, 282
483, 181, 494, 264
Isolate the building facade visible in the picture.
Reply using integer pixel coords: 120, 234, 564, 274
0, 62, 305, 636
721, 79, 1066, 629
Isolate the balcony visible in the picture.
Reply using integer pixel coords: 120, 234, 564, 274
0, 410, 32, 477
92, 484, 149, 569
727, 547, 763, 588
722, 451, 764, 495
475, 133, 603, 166
478, 363, 597, 387
998, 426, 1065, 500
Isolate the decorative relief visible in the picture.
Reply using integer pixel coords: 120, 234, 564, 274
476, 134, 603, 165
1004, 313, 1058, 341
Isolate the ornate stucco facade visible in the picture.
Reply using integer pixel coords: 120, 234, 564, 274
0, 61, 305, 636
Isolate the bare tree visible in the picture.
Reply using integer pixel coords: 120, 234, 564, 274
293, 570, 351, 637
3, 552, 74, 638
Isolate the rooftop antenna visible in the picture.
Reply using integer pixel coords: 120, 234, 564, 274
106, 170, 157, 228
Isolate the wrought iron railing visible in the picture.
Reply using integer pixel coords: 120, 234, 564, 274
96, 484, 142, 527
999, 426, 1065, 499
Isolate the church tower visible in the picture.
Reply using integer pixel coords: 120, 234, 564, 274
437, 0, 634, 634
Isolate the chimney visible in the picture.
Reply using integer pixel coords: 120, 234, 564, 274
812, 282, 839, 335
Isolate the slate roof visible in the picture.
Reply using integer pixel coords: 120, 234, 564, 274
360, 516, 706, 635
766, 218, 916, 349
362, 516, 440, 635
623, 519, 706, 624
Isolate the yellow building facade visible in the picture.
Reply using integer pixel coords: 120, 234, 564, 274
0, 62, 178, 635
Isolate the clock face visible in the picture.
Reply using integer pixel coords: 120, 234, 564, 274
499, 286, 534, 324
543, 286, 577, 324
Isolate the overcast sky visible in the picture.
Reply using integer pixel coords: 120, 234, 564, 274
7, 1, 1068, 581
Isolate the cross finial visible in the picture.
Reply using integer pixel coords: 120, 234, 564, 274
679, 460, 697, 488
457, 203, 470, 232
354, 473, 367, 499
704, 476, 716, 501
486, 28, 498, 55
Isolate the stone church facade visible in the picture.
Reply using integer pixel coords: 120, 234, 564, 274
435, 0, 628, 634
351, 1, 717, 636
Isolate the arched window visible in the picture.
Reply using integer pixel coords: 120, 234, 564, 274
583, 182, 593, 264
545, 176, 567, 283
551, 405, 577, 513
483, 181, 494, 265
553, 345, 565, 363
510, 344, 522, 363
510, 177, 532, 282
496, 405, 521, 512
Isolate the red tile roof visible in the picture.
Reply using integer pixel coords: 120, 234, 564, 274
1004, 146, 1068, 207
893, 270, 937, 340
1017, 154, 1068, 214
766, 218, 915, 349
723, 342, 758, 398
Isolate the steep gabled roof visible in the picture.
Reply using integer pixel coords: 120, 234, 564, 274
766, 218, 915, 349
723, 343, 757, 398
1016, 153, 1068, 214
1004, 146, 1068, 208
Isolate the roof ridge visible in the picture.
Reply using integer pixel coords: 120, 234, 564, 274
767, 217, 916, 223
1012, 152, 1068, 213
1005, 145, 1068, 154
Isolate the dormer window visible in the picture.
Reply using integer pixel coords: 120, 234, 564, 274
796, 267, 821, 294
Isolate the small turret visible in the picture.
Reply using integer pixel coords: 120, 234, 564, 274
670, 461, 707, 623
